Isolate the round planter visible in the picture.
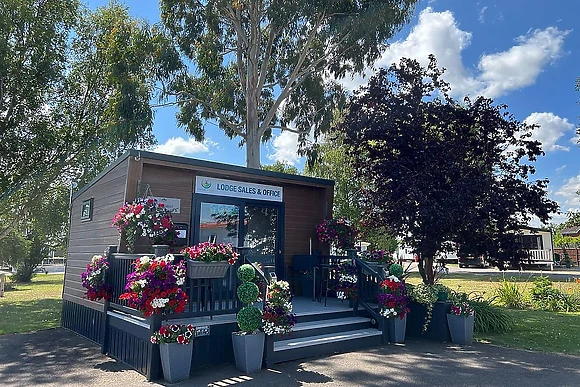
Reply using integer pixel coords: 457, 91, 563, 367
159, 341, 193, 383
446, 313, 475, 345
232, 331, 265, 373
187, 260, 232, 279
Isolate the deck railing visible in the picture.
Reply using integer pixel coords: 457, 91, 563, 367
525, 249, 552, 263
106, 247, 242, 319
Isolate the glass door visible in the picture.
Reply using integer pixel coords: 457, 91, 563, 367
243, 206, 279, 275
194, 196, 284, 278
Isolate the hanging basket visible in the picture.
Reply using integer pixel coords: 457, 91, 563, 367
187, 260, 232, 279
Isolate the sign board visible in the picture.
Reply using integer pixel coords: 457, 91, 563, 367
147, 196, 181, 214
195, 176, 283, 202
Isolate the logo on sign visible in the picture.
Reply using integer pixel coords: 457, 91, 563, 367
201, 179, 212, 189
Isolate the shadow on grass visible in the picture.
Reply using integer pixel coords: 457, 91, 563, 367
0, 299, 62, 335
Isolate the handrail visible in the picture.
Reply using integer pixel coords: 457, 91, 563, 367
242, 254, 271, 309
353, 256, 389, 343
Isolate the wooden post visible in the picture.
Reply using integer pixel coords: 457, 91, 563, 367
0, 273, 5, 297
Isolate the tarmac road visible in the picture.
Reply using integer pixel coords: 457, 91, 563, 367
1, 328, 579, 387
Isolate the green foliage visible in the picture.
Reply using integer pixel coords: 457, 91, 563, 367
339, 56, 558, 284
1, 0, 179, 240
237, 282, 260, 304
388, 263, 403, 278
470, 299, 514, 334
530, 276, 580, 312
262, 162, 299, 175
237, 264, 256, 283
159, 0, 418, 167
494, 278, 529, 309
236, 305, 262, 334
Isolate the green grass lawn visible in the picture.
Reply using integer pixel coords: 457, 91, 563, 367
0, 274, 64, 335
406, 271, 580, 355
477, 309, 580, 355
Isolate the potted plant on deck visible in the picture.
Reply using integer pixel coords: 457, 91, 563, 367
80, 255, 112, 301
447, 301, 475, 345
150, 324, 195, 383
378, 274, 409, 343
119, 254, 188, 317
232, 264, 264, 373
182, 242, 238, 279
262, 281, 296, 336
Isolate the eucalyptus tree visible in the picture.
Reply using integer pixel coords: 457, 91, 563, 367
0, 0, 179, 239
339, 56, 558, 284
159, 0, 419, 168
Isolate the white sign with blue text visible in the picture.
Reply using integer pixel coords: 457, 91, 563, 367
195, 176, 283, 202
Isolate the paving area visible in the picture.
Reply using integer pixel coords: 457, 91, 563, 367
1, 328, 579, 386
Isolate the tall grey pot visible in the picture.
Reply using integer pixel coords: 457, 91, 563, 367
387, 314, 407, 343
446, 313, 475, 345
232, 331, 265, 374
159, 341, 193, 383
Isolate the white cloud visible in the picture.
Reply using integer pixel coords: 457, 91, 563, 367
478, 27, 569, 97
523, 112, 574, 152
479, 6, 487, 23
554, 174, 580, 214
339, 8, 569, 99
268, 131, 301, 165
154, 137, 211, 156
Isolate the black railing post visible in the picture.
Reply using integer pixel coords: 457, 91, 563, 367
101, 246, 117, 355
353, 264, 362, 317
147, 314, 163, 381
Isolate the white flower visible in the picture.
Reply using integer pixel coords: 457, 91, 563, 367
176, 277, 185, 286
139, 256, 151, 265
91, 255, 102, 264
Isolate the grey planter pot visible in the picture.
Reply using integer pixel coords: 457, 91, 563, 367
159, 341, 193, 383
446, 313, 475, 345
153, 245, 170, 257
387, 314, 407, 343
232, 331, 265, 374
187, 260, 231, 279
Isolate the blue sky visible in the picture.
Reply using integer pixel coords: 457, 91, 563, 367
85, 0, 579, 226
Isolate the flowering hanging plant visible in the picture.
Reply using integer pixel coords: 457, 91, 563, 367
80, 255, 112, 301
150, 324, 195, 345
378, 275, 409, 319
336, 260, 358, 301
361, 249, 393, 265
316, 218, 358, 252
119, 254, 188, 317
262, 281, 297, 336
181, 242, 238, 264
112, 198, 177, 253
449, 301, 475, 317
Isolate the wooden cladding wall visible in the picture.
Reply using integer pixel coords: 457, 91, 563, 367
139, 163, 194, 226
283, 185, 332, 269
64, 158, 129, 310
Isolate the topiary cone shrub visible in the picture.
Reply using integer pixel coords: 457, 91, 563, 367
236, 264, 262, 334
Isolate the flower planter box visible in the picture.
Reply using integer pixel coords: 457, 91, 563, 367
406, 300, 452, 342
187, 260, 231, 279
160, 341, 193, 383
447, 313, 475, 345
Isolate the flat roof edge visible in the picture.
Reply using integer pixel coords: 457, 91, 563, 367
128, 149, 335, 186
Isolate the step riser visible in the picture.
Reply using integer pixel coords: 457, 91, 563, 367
271, 321, 372, 342
266, 335, 382, 365
295, 310, 354, 323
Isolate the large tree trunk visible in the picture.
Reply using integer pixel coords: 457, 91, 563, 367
418, 254, 435, 285
245, 98, 261, 169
